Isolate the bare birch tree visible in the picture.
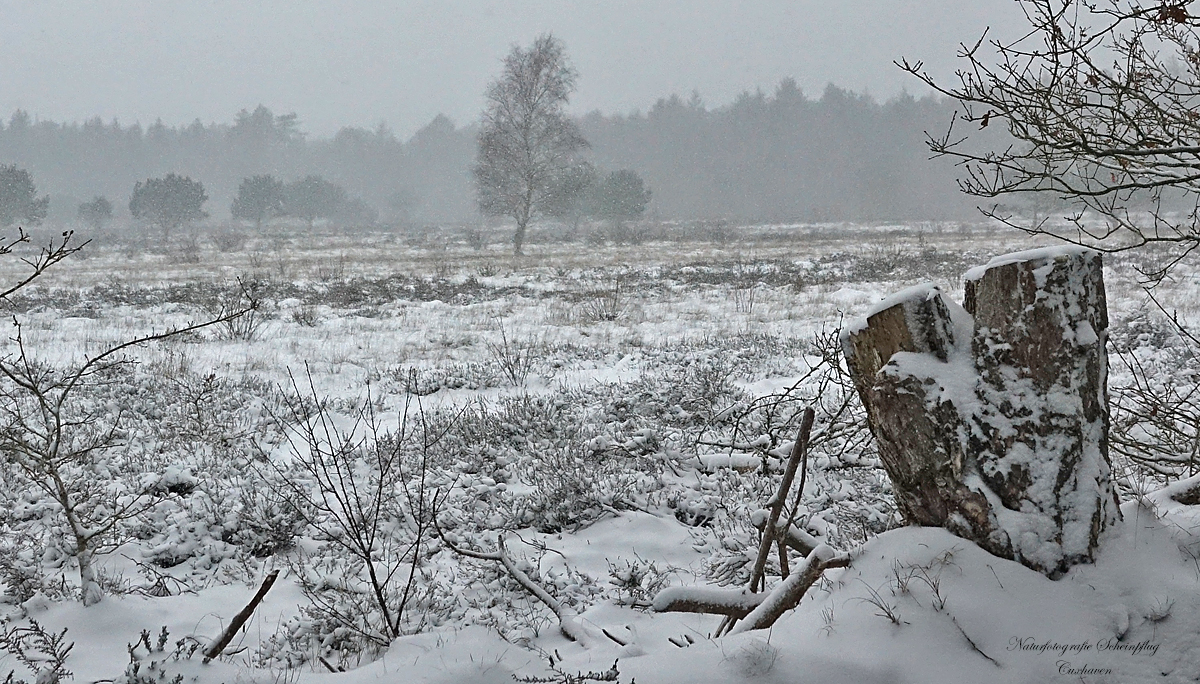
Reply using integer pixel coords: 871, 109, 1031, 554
474, 34, 589, 256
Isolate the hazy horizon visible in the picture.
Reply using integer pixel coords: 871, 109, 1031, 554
3, 1, 1028, 139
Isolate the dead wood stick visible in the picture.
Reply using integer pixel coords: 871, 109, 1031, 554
436, 524, 600, 647
712, 614, 733, 638
652, 586, 766, 618
318, 656, 345, 672
777, 537, 790, 579
731, 547, 849, 635
749, 408, 814, 593
203, 569, 280, 663
602, 628, 628, 646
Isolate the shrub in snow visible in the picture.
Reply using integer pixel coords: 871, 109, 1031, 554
1107, 312, 1200, 483
0, 355, 205, 606
252, 377, 449, 662
225, 472, 309, 558
427, 392, 666, 534
619, 350, 743, 429
114, 626, 198, 684
515, 444, 659, 533
514, 660, 624, 684
196, 276, 274, 342
607, 556, 675, 608
383, 361, 504, 395
0, 620, 74, 684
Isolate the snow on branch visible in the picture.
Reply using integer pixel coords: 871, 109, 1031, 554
651, 586, 767, 618
730, 544, 849, 634
435, 524, 603, 648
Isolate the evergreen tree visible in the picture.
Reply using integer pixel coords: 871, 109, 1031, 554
77, 196, 113, 230
231, 174, 285, 230
0, 164, 49, 227
129, 173, 208, 242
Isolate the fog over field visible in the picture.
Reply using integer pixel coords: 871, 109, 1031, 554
1, 3, 1199, 684
1, 2, 1028, 225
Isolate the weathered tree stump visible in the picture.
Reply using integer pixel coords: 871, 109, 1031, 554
842, 248, 1120, 577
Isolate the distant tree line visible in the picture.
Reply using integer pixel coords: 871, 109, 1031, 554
581, 82, 973, 222
0, 84, 973, 228
0, 163, 377, 250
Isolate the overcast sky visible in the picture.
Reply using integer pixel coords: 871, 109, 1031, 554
1, 1, 1028, 140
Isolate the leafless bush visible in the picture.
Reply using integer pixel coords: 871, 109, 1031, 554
1111, 347, 1200, 482
707, 220, 733, 245
171, 234, 201, 264
212, 228, 247, 253
316, 254, 346, 282
731, 257, 760, 315
259, 370, 448, 657
486, 323, 539, 386
290, 304, 320, 327
1109, 297, 1200, 485
203, 277, 270, 341
731, 282, 757, 315
697, 323, 871, 470
465, 226, 485, 251
580, 278, 624, 322
605, 221, 644, 246
0, 265, 250, 605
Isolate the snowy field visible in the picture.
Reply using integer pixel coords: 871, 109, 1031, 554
0, 221, 1197, 683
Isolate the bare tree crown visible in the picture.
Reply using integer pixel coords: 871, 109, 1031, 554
475, 33, 590, 255
900, 0, 1200, 278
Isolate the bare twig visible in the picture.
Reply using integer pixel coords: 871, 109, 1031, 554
203, 570, 280, 662
749, 408, 815, 593
897, 0, 1200, 280
435, 523, 601, 647
952, 615, 1001, 668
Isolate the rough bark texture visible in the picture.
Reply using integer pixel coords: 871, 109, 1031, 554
842, 285, 1007, 558
843, 249, 1120, 577
966, 249, 1119, 575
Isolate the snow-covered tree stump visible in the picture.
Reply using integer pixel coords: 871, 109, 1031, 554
842, 247, 1120, 577
841, 284, 1004, 554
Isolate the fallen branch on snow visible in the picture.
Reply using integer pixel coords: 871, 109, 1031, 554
729, 544, 849, 634
203, 569, 280, 663
651, 544, 851, 633
435, 524, 603, 648
651, 586, 767, 619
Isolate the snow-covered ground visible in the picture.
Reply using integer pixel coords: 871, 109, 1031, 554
0, 221, 1196, 683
